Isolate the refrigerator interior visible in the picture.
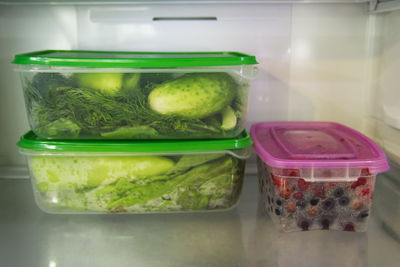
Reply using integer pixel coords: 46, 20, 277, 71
0, 1, 400, 266
1, 1, 400, 171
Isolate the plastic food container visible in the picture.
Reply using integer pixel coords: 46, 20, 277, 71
17, 130, 252, 214
374, 157, 400, 239
250, 122, 389, 232
12, 50, 258, 140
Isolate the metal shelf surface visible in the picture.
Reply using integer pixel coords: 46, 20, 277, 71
0, 175, 399, 267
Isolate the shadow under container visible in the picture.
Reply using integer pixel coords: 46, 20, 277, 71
17, 131, 252, 214
12, 50, 258, 140
250, 122, 389, 233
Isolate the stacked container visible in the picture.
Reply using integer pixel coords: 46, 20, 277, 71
13, 50, 258, 213
251, 122, 389, 232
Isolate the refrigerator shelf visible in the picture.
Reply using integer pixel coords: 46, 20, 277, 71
0, 174, 399, 267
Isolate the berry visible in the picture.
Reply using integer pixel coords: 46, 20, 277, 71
339, 196, 350, 206
275, 208, 281, 216
293, 192, 303, 199
333, 187, 344, 198
314, 186, 325, 198
310, 198, 319, 206
351, 178, 367, 189
298, 219, 310, 231
343, 223, 355, 232
296, 200, 306, 209
271, 174, 283, 187
298, 179, 309, 191
361, 168, 371, 176
281, 186, 294, 199
282, 169, 300, 177
276, 199, 282, 206
308, 207, 318, 216
287, 201, 297, 212
352, 199, 363, 210
322, 198, 335, 211
357, 210, 369, 220
361, 188, 370, 196
328, 182, 337, 188
320, 217, 331, 230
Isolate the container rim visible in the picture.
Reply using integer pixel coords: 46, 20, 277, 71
12, 50, 258, 68
250, 121, 390, 175
17, 130, 253, 153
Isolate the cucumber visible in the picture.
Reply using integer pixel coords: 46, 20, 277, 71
73, 73, 124, 95
221, 106, 237, 131
31, 156, 176, 189
148, 73, 236, 119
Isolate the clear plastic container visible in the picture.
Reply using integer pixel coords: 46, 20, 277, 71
374, 157, 400, 240
17, 131, 252, 214
12, 50, 258, 140
250, 122, 389, 232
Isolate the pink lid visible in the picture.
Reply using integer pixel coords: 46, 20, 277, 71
250, 122, 389, 174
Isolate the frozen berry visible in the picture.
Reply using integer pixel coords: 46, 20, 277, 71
271, 174, 283, 186
293, 192, 303, 199
308, 207, 318, 216
275, 208, 281, 216
281, 186, 294, 199
287, 201, 296, 212
357, 210, 369, 220
298, 179, 309, 191
320, 217, 332, 230
276, 199, 282, 206
351, 178, 367, 189
328, 182, 337, 188
339, 196, 350, 206
296, 200, 306, 209
282, 169, 300, 177
314, 186, 325, 197
310, 198, 319, 206
361, 188, 370, 196
298, 219, 310, 231
343, 223, 355, 232
352, 199, 363, 210
322, 198, 335, 210
361, 168, 371, 176
333, 187, 344, 198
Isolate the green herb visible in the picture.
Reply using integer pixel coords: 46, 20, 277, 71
25, 72, 246, 139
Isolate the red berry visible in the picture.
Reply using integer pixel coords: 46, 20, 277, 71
293, 192, 303, 199
351, 178, 367, 189
281, 186, 294, 199
298, 179, 309, 191
287, 201, 296, 212
271, 174, 283, 187
361, 188, 370, 196
308, 208, 317, 216
352, 199, 363, 210
343, 223, 355, 232
361, 168, 371, 176
314, 186, 325, 197
282, 169, 300, 177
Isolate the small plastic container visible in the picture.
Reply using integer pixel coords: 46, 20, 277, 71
374, 157, 400, 239
17, 130, 252, 214
12, 50, 258, 139
250, 122, 389, 232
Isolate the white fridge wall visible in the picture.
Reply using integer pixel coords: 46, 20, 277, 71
0, 6, 77, 167
0, 2, 397, 170
376, 9, 400, 162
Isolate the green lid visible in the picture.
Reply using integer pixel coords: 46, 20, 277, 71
12, 50, 258, 68
17, 130, 252, 153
